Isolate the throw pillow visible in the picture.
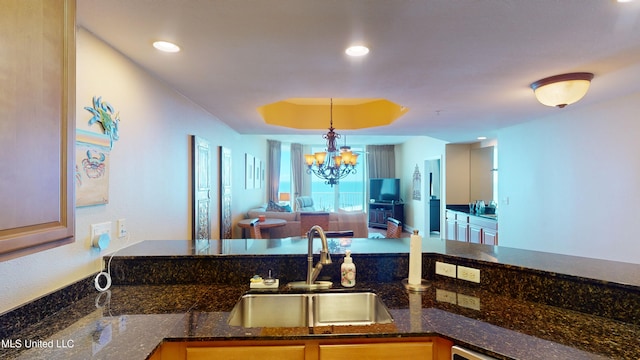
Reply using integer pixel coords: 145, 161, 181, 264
266, 200, 289, 212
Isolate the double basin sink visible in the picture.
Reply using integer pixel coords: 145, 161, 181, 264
228, 290, 393, 328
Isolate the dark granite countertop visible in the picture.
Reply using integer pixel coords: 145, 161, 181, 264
112, 238, 640, 288
446, 205, 498, 220
2, 281, 637, 360
2, 239, 639, 360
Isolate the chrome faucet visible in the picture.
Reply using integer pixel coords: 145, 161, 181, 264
306, 225, 332, 285
287, 225, 334, 290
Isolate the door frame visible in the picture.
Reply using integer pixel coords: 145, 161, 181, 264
423, 156, 444, 239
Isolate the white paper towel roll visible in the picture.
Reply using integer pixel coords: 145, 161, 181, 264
408, 230, 422, 285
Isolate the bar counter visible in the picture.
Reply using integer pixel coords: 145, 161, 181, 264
1, 238, 639, 359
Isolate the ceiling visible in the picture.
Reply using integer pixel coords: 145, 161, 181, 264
77, 0, 640, 145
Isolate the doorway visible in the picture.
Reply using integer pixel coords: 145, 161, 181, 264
424, 157, 442, 238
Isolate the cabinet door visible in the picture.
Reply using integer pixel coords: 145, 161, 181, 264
483, 230, 498, 245
319, 342, 433, 360
456, 222, 469, 242
469, 225, 482, 244
445, 219, 456, 240
0, 0, 75, 261
187, 345, 305, 360
369, 211, 377, 224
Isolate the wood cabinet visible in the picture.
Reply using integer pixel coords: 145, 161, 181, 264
368, 203, 404, 229
445, 210, 457, 240
187, 345, 305, 360
0, 0, 76, 261
468, 215, 498, 245
456, 212, 469, 242
483, 229, 498, 245
154, 337, 452, 360
446, 210, 468, 242
446, 210, 497, 245
319, 342, 433, 360
469, 224, 482, 244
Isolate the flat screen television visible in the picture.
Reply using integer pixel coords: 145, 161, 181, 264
369, 178, 401, 203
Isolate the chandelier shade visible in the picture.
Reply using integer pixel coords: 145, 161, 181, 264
530, 72, 594, 108
304, 99, 358, 186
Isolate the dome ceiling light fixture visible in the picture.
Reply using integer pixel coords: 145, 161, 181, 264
530, 72, 594, 108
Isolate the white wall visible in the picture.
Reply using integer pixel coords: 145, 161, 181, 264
0, 28, 267, 313
396, 137, 447, 233
498, 92, 640, 264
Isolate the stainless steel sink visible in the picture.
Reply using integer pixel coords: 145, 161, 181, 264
228, 291, 393, 328
311, 292, 393, 326
227, 293, 308, 327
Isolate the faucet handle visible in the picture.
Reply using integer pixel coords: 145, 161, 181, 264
319, 249, 332, 264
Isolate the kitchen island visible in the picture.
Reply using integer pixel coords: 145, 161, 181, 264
1, 238, 638, 359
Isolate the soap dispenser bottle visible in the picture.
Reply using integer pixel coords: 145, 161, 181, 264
341, 250, 356, 287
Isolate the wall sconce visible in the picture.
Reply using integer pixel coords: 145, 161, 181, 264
530, 72, 594, 108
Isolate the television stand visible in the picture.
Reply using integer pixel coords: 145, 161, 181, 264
368, 202, 404, 229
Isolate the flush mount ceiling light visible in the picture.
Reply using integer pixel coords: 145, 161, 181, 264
345, 45, 369, 57
530, 72, 594, 108
153, 41, 180, 53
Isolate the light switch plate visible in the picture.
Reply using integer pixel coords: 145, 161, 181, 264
117, 218, 127, 238
435, 261, 457, 278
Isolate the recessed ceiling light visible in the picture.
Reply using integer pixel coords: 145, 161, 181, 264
477, 136, 487, 140
345, 45, 369, 57
617, 0, 634, 3
153, 41, 180, 53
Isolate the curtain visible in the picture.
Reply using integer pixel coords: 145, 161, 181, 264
290, 143, 303, 210
267, 140, 281, 202
366, 145, 396, 179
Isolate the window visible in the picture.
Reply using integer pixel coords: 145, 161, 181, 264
278, 143, 292, 206
279, 143, 365, 212
308, 145, 365, 212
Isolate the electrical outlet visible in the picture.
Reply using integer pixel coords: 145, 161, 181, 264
435, 261, 457, 278
457, 294, 481, 310
117, 218, 127, 238
458, 265, 481, 283
90, 222, 111, 248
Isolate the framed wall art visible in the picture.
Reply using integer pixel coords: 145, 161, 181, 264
245, 153, 254, 189
75, 129, 111, 207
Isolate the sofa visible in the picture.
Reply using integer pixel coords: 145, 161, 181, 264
245, 205, 368, 238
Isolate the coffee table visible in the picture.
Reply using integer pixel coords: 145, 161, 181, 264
237, 218, 286, 238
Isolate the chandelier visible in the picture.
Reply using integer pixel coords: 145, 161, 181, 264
304, 99, 359, 187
